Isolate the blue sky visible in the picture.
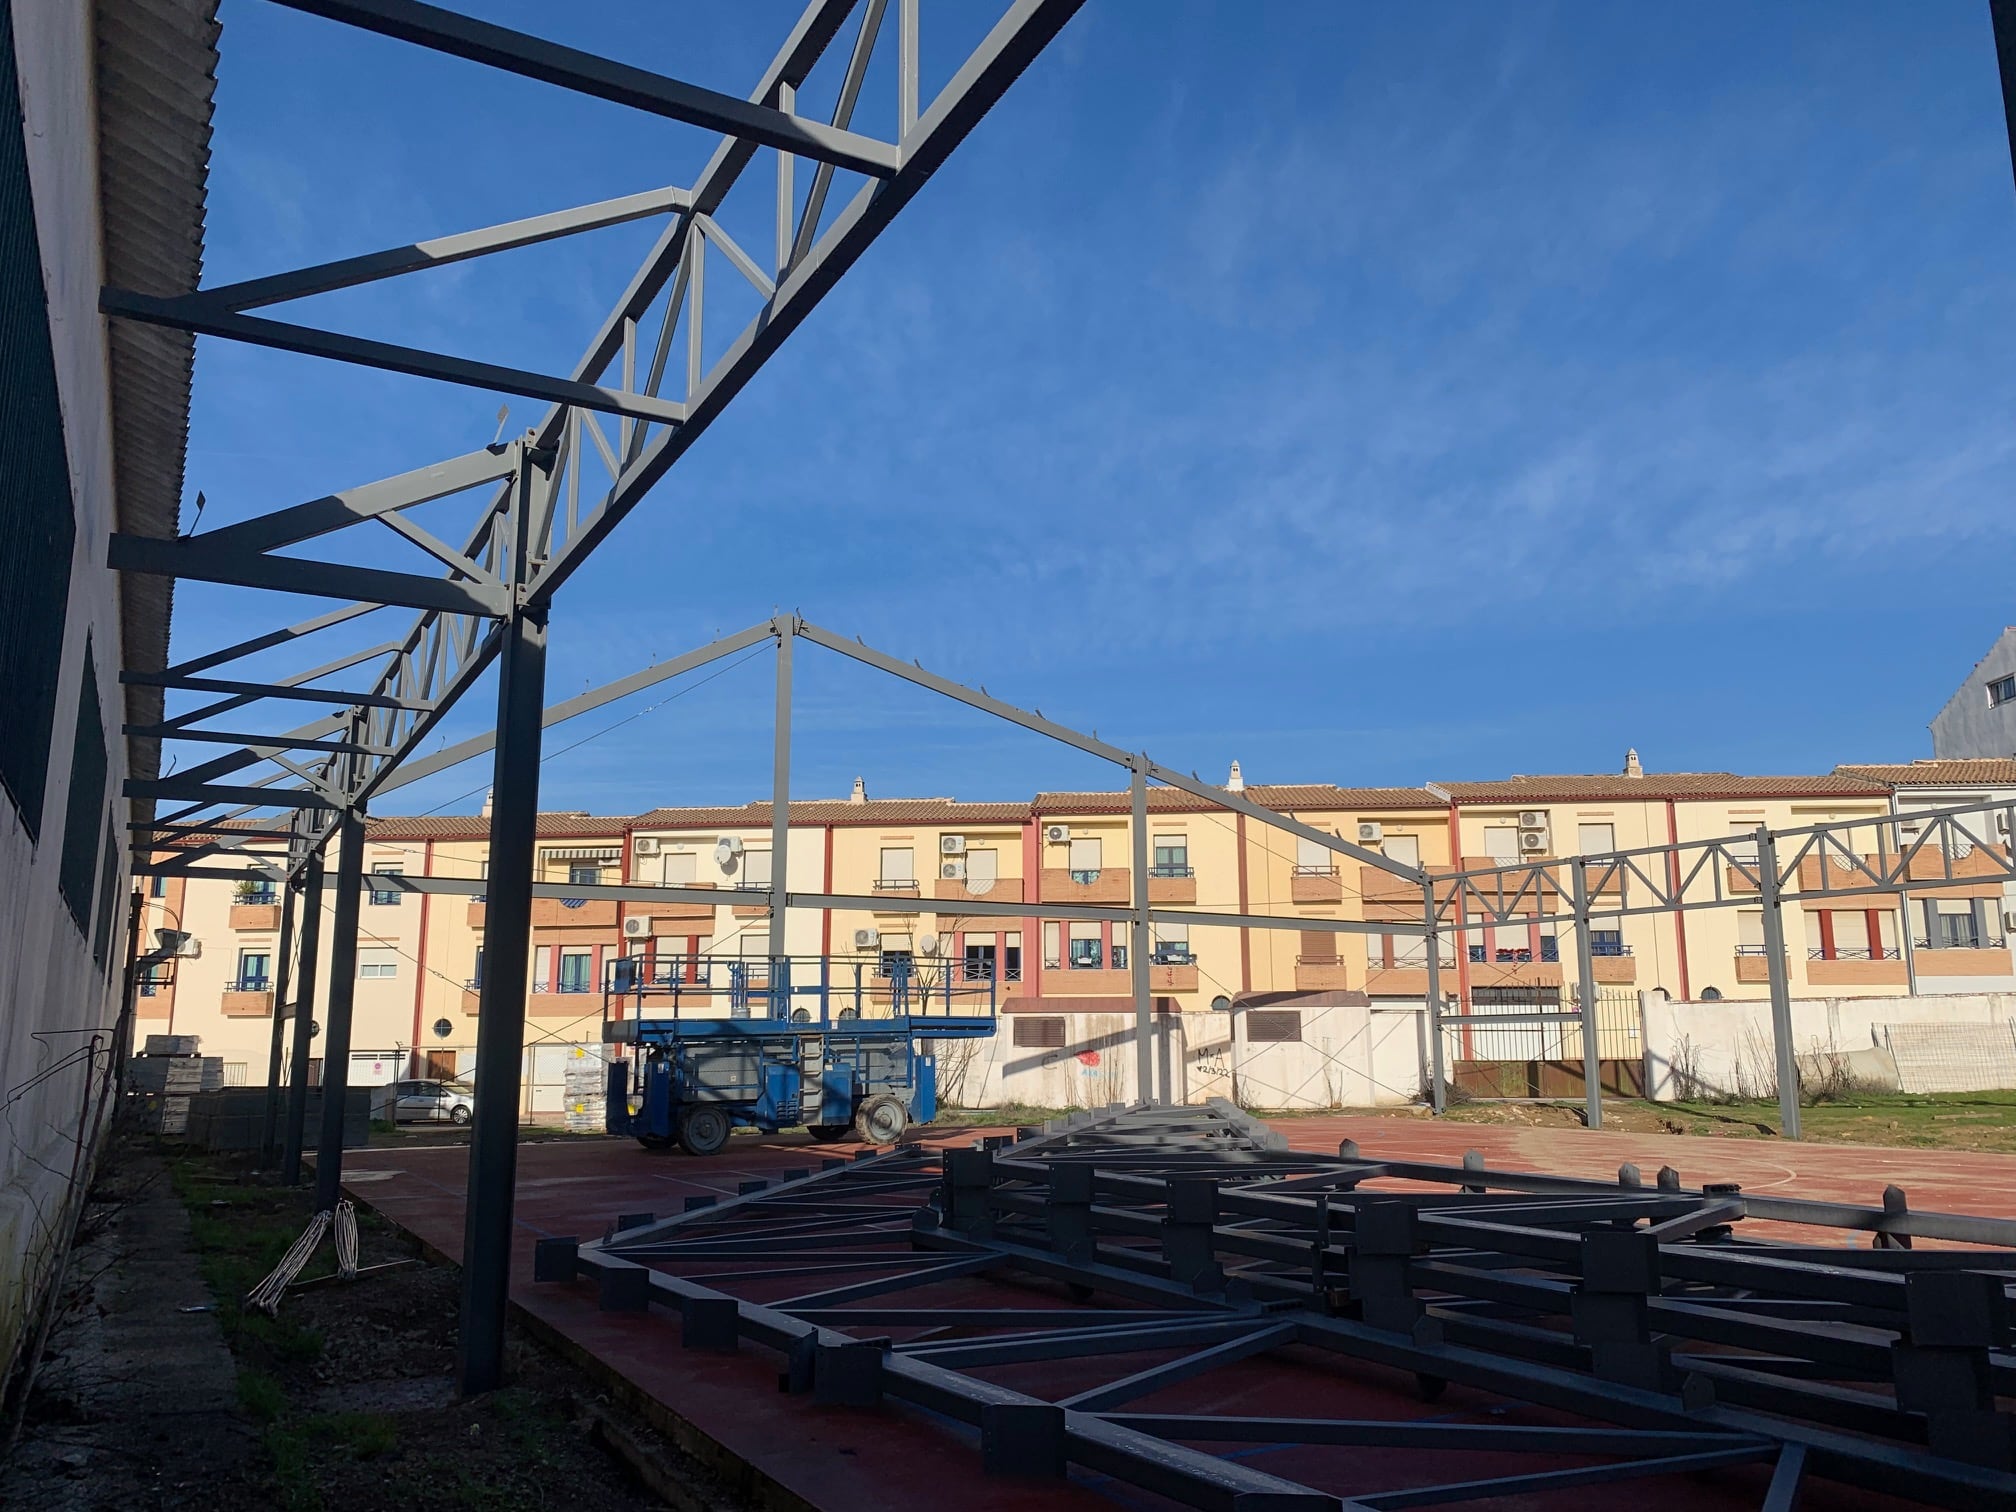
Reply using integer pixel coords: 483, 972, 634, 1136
173, 1, 2016, 817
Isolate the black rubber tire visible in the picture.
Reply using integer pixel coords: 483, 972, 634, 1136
853, 1094, 907, 1146
636, 1134, 674, 1152
806, 1124, 850, 1143
449, 1104, 471, 1126
677, 1104, 732, 1157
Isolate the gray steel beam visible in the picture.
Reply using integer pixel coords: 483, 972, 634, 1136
189, 447, 516, 556
271, 0, 901, 177
1424, 878, 1446, 1116
156, 602, 381, 681
1129, 760, 1153, 1105
120, 668, 434, 712
197, 185, 690, 312
769, 620, 793, 962
100, 287, 690, 428
261, 877, 300, 1157
313, 808, 366, 1208
1571, 858, 1601, 1131
110, 527, 507, 618
459, 603, 548, 1395
282, 852, 324, 1184
129, 780, 339, 811
123, 727, 395, 757
1758, 827, 1801, 1140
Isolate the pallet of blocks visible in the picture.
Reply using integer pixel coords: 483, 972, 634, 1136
561, 1049, 607, 1133
129, 1040, 225, 1133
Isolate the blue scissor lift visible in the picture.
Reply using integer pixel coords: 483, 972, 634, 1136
600, 954, 999, 1155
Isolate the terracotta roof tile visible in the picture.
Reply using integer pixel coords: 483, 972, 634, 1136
1434, 773, 1889, 801
1033, 785, 1440, 814
1837, 760, 2016, 787
632, 799, 1029, 829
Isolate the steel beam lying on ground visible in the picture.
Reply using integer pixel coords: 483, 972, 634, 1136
539, 1103, 2016, 1511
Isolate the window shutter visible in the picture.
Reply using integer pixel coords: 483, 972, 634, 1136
1299, 929, 1336, 962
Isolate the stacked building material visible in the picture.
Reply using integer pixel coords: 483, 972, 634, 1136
561, 1049, 607, 1133
129, 1037, 225, 1132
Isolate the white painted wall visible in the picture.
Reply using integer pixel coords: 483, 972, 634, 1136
0, 2, 140, 1386
1931, 627, 2016, 759
1640, 990, 2016, 1101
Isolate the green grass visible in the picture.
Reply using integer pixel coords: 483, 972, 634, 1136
1665, 1089, 2016, 1149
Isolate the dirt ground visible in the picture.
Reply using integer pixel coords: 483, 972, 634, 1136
0, 1132, 747, 1512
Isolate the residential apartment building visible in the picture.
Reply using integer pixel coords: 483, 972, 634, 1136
1931, 627, 2016, 759
145, 760, 2016, 1103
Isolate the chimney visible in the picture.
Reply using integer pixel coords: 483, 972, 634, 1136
479, 788, 494, 819
848, 776, 867, 804
1226, 759, 1245, 793
1623, 748, 1643, 779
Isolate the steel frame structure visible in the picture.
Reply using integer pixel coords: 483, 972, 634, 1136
109, 0, 1090, 1393
538, 1101, 2016, 1509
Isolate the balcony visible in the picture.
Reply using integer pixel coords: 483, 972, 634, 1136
1049, 964, 1131, 995
467, 898, 486, 927
461, 981, 482, 1016
1591, 945, 1638, 984
1041, 867, 1130, 905
1294, 955, 1351, 991
1365, 966, 1430, 996
1147, 864, 1197, 904
222, 980, 273, 1017
1150, 962, 1199, 992
933, 874, 1025, 905
1290, 865, 1343, 904
1466, 954, 1563, 990
1734, 946, 1783, 984
530, 896, 619, 929
1914, 939, 2015, 978
1806, 948, 1909, 988
229, 902, 280, 931
638, 882, 717, 925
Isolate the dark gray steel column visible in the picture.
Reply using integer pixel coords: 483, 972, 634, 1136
282, 851, 324, 1184
1756, 826, 1802, 1139
1571, 858, 1602, 1130
459, 603, 549, 1395
260, 875, 300, 1157
1129, 760, 1153, 1105
767, 622, 791, 966
1423, 878, 1446, 1115
313, 809, 366, 1208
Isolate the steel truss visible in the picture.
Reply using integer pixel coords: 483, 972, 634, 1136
539, 1103, 2016, 1510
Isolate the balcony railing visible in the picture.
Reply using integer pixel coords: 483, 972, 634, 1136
872, 878, 919, 891
1914, 935, 2008, 951
1151, 949, 1195, 966
235, 889, 277, 906
1148, 863, 1193, 878
1589, 942, 1633, 957
960, 961, 1025, 982
231, 976, 271, 992
1292, 864, 1338, 877
1735, 945, 1774, 956
1808, 948, 1900, 962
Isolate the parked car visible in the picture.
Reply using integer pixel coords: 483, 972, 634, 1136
391, 1079, 474, 1125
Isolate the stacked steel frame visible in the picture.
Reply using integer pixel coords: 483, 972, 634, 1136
541, 1103, 2016, 1510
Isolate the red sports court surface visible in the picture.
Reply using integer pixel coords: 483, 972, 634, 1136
340, 1117, 2016, 1510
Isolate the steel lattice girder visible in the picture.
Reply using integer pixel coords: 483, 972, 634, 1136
543, 1102, 2016, 1511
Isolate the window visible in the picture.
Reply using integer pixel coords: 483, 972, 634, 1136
1151, 835, 1190, 877
1483, 826, 1520, 864
1152, 922, 1192, 965
369, 863, 403, 905
1538, 931, 1559, 963
877, 847, 915, 887
1577, 822, 1615, 856
661, 850, 696, 885
236, 950, 271, 991
1926, 898, 1984, 950
1110, 931, 1128, 971
964, 848, 999, 894
470, 947, 485, 989
1067, 922, 1103, 969
743, 849, 773, 887
1383, 833, 1420, 868
1068, 836, 1102, 883
56, 643, 106, 934
1294, 835, 1335, 874
1989, 673, 2016, 707
878, 932, 913, 980
0, 31, 78, 844
1299, 928, 1337, 964
239, 868, 277, 905
533, 945, 552, 992
568, 862, 601, 887
1004, 930, 1023, 982
1042, 921, 1061, 970
1737, 909, 1766, 953
559, 950, 593, 992
964, 933, 997, 980
1590, 929, 1625, 957
1013, 1016, 1066, 1049
359, 947, 398, 979
1246, 1010, 1302, 1044
150, 874, 168, 899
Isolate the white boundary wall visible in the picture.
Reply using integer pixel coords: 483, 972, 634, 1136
1640, 991, 2016, 1101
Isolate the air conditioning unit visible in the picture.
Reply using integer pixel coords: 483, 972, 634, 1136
940, 835, 966, 855
1518, 830, 1548, 853
1357, 821, 1384, 844
1517, 810, 1548, 829
622, 915, 650, 938
940, 860, 965, 880
1045, 824, 1069, 844
633, 836, 659, 856
853, 928, 880, 950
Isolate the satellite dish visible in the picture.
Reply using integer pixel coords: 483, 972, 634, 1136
714, 835, 744, 867
917, 934, 939, 956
